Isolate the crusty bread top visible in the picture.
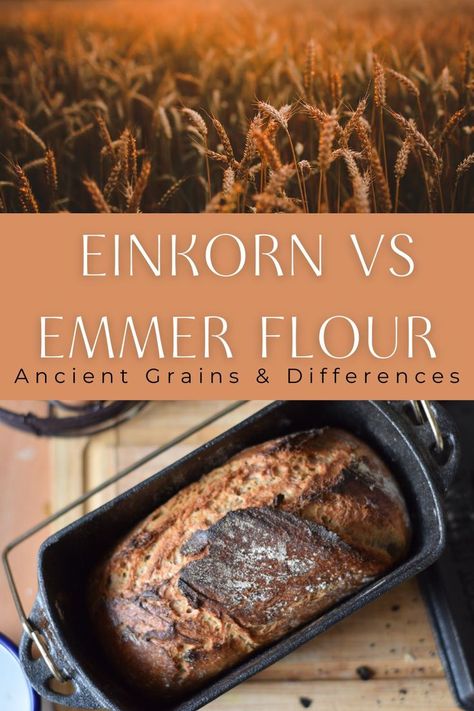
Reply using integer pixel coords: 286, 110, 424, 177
89, 427, 411, 699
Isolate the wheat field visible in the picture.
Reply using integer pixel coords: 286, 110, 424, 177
0, 0, 472, 213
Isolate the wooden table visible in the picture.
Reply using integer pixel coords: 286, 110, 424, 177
0, 401, 459, 710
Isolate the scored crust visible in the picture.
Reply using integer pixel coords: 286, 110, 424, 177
89, 427, 411, 698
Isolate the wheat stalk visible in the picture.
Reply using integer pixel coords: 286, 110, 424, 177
255, 165, 299, 213
318, 111, 338, 172
355, 119, 390, 211
452, 152, 474, 209
96, 114, 114, 156
13, 163, 39, 213
318, 110, 338, 211
206, 149, 229, 165
353, 174, 371, 213
0, 2, 472, 213
303, 39, 316, 100
212, 116, 236, 167
182, 108, 208, 138
373, 55, 386, 108
222, 166, 235, 194
83, 177, 110, 213
330, 68, 342, 108
386, 68, 420, 97
456, 152, 474, 178
342, 98, 367, 145
394, 136, 414, 211
439, 107, 468, 148
104, 159, 124, 201
237, 116, 262, 178
16, 120, 46, 151
252, 128, 282, 171
156, 177, 188, 210
127, 159, 151, 212
44, 148, 58, 206
257, 101, 291, 130
127, 131, 138, 185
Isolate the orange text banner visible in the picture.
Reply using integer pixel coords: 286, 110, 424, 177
0, 213, 471, 399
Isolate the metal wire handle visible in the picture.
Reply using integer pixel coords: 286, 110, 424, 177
2, 400, 248, 682
1, 399, 443, 683
0, 401, 148, 437
410, 400, 445, 452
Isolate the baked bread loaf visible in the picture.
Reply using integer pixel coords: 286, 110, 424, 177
89, 428, 411, 699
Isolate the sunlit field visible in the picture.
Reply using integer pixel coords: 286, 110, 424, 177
0, 0, 472, 212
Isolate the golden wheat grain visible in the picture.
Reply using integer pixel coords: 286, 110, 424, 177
257, 101, 290, 129
353, 174, 371, 213
13, 163, 39, 213
127, 132, 138, 185
96, 114, 114, 156
318, 111, 338, 171
44, 148, 58, 206
342, 98, 367, 145
391, 112, 441, 173
456, 152, 474, 178
298, 159, 312, 178
330, 68, 342, 108
386, 68, 420, 97
303, 103, 327, 125
340, 147, 370, 213
222, 166, 235, 194
252, 128, 282, 171
371, 146, 392, 211
394, 137, 414, 180
355, 119, 391, 211
83, 177, 110, 213
182, 108, 208, 138
237, 116, 262, 177
373, 56, 386, 108
104, 159, 124, 201
440, 66, 455, 95
206, 149, 229, 165
440, 108, 468, 148
212, 117, 236, 166
127, 159, 151, 212
0, 0, 472, 213
340, 149, 361, 181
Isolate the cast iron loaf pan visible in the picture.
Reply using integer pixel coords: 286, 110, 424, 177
20, 400, 460, 711
420, 401, 474, 710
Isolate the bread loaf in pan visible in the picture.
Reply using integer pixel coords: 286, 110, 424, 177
89, 427, 411, 698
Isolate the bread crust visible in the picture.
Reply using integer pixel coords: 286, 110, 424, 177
89, 428, 411, 698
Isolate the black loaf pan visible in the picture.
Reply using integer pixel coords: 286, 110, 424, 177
19, 400, 460, 711
420, 402, 474, 710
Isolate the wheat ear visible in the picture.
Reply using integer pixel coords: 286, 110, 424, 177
83, 177, 110, 213
14, 163, 39, 213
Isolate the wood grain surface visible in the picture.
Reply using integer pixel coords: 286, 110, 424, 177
0, 400, 460, 710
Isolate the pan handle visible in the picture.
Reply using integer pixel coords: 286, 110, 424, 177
390, 400, 460, 495
19, 594, 104, 710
